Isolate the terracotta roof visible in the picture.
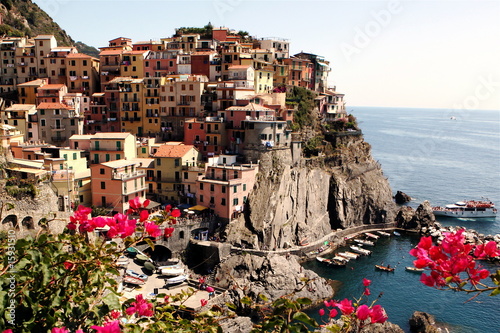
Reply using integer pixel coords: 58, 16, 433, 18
5, 104, 36, 111
34, 35, 55, 39
17, 79, 47, 87
192, 51, 217, 56
99, 50, 124, 56
37, 102, 70, 109
154, 144, 195, 158
66, 53, 92, 58
225, 102, 274, 112
38, 84, 65, 90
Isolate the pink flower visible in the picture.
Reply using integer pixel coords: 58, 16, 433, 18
63, 261, 74, 270
369, 305, 388, 323
171, 209, 181, 218
335, 299, 354, 315
356, 305, 370, 321
362, 278, 371, 287
164, 227, 175, 238
125, 294, 154, 317
329, 308, 338, 318
109, 310, 121, 319
200, 299, 208, 307
474, 241, 500, 259
129, 197, 142, 210
165, 204, 172, 213
364, 287, 371, 296
51, 328, 68, 333
91, 320, 121, 333
139, 210, 149, 222
420, 273, 435, 287
144, 222, 162, 238
318, 308, 325, 316
417, 236, 433, 250
2, 330, 13, 333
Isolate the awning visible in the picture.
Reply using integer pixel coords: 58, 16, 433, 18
145, 200, 161, 209
189, 205, 208, 211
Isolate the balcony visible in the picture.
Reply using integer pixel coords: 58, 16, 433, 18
157, 178, 182, 184
92, 146, 124, 151
51, 136, 66, 142
113, 170, 145, 181
50, 125, 66, 131
123, 185, 148, 195
177, 101, 190, 106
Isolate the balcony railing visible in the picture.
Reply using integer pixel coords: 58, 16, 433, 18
121, 117, 141, 122
123, 185, 148, 195
113, 170, 145, 181
51, 136, 66, 142
92, 146, 124, 151
50, 125, 65, 131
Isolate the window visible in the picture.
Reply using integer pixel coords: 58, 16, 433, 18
101, 182, 106, 189
116, 154, 120, 160
40, 119, 46, 126
70, 119, 75, 126
233, 198, 239, 206
156, 158, 161, 166
40, 110, 45, 115
142, 147, 146, 154
200, 183, 204, 190
234, 171, 238, 179
73, 153, 77, 160
199, 195, 203, 202
105, 154, 110, 162
63, 154, 67, 160
233, 185, 237, 193
221, 186, 226, 193
100, 168, 105, 174
221, 198, 226, 206
210, 197, 214, 204
184, 172, 188, 180
83, 60, 87, 66
210, 184, 214, 192
243, 184, 247, 191
175, 159, 180, 167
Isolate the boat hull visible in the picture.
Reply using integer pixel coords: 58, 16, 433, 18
433, 210, 496, 218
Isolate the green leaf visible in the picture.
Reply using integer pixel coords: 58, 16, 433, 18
145, 238, 155, 251
293, 311, 318, 327
258, 294, 269, 302
490, 287, 500, 296
103, 292, 121, 309
240, 296, 252, 305
295, 297, 312, 305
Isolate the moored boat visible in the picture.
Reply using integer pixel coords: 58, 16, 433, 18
123, 275, 146, 285
350, 245, 372, 256
432, 200, 496, 218
165, 274, 188, 286
333, 255, 350, 263
160, 267, 185, 276
405, 266, 424, 273
354, 239, 375, 246
376, 231, 391, 237
317, 256, 346, 266
126, 269, 148, 281
393, 231, 401, 236
375, 264, 395, 272
365, 232, 380, 240
338, 252, 359, 260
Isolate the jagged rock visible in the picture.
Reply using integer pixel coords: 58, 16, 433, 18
219, 316, 253, 333
409, 311, 440, 333
397, 201, 435, 230
214, 253, 333, 304
394, 191, 412, 204
226, 135, 397, 250
360, 322, 405, 333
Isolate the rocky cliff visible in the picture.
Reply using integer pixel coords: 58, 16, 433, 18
225, 133, 397, 250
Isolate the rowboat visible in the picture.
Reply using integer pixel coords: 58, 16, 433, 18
123, 275, 146, 285
338, 252, 359, 260
316, 256, 346, 266
160, 267, 185, 277
126, 269, 148, 281
350, 245, 371, 256
365, 233, 380, 240
376, 231, 391, 237
393, 231, 401, 236
333, 255, 350, 263
165, 274, 188, 286
405, 266, 424, 273
354, 239, 375, 246
117, 256, 129, 268
375, 265, 395, 272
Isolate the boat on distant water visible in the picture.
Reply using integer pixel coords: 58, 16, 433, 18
375, 264, 395, 272
376, 231, 391, 237
433, 200, 497, 218
405, 266, 424, 273
393, 231, 401, 236
365, 233, 380, 240
316, 256, 346, 266
338, 252, 359, 260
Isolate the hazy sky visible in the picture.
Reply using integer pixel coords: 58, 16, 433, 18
33, 0, 500, 110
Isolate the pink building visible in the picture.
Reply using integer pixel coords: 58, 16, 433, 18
197, 156, 258, 222
90, 159, 147, 214
184, 118, 226, 158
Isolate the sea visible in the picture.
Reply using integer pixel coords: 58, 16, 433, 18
304, 107, 500, 333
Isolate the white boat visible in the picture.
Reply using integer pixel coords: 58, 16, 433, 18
433, 200, 497, 218
350, 245, 372, 256
365, 233, 380, 240
393, 231, 401, 236
117, 256, 129, 268
160, 267, 185, 277
123, 276, 146, 285
333, 255, 350, 263
126, 269, 148, 281
165, 274, 188, 285
376, 231, 391, 237
316, 256, 346, 266
338, 252, 359, 260
405, 266, 424, 273
354, 239, 375, 246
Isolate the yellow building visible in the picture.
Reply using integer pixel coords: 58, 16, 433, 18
1, 104, 36, 141
66, 53, 100, 97
46, 46, 78, 85
17, 78, 47, 104
34, 35, 57, 78
254, 68, 274, 94
142, 76, 164, 137
121, 50, 148, 79
152, 144, 201, 203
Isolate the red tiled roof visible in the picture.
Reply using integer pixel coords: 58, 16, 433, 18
37, 102, 70, 109
192, 51, 217, 56
38, 84, 65, 90
228, 65, 251, 70
99, 50, 124, 56
153, 144, 195, 158
66, 53, 92, 58
124, 50, 149, 55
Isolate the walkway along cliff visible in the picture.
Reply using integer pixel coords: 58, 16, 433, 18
224, 125, 398, 251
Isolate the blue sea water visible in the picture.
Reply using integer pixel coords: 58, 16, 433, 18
304, 107, 500, 332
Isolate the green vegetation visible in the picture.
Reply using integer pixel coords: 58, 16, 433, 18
175, 23, 214, 39
287, 86, 316, 129
303, 136, 324, 157
4, 178, 38, 199
323, 114, 359, 132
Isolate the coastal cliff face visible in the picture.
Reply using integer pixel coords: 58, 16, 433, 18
225, 133, 397, 250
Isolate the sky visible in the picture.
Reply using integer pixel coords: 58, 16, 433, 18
32, 0, 500, 110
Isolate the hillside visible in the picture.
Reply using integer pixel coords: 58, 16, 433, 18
0, 0, 99, 57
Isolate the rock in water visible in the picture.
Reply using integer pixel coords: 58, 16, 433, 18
214, 253, 333, 304
396, 201, 435, 230
394, 190, 412, 204
409, 311, 440, 333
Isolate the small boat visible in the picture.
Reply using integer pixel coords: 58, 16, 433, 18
160, 267, 185, 277
126, 247, 138, 257
165, 274, 188, 286
144, 261, 156, 272
375, 265, 395, 272
350, 245, 371, 256
365, 233, 380, 240
432, 200, 497, 218
393, 231, 401, 236
123, 275, 146, 286
354, 239, 375, 246
376, 231, 391, 237
117, 255, 129, 267
405, 266, 424, 273
338, 252, 359, 260
333, 255, 350, 263
135, 254, 150, 265
126, 269, 148, 281
316, 256, 346, 266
